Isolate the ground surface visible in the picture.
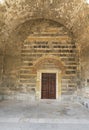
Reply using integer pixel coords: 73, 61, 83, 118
0, 99, 89, 130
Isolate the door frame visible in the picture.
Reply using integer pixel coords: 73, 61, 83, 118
36, 69, 61, 100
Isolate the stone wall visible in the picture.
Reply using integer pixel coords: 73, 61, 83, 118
19, 19, 78, 96
0, 0, 89, 99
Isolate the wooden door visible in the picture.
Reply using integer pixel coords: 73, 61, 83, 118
41, 73, 56, 99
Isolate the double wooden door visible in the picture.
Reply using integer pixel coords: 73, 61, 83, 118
41, 73, 56, 99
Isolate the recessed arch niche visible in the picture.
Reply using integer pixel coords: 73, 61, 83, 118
19, 18, 78, 100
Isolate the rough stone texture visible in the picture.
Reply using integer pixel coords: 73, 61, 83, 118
0, 0, 89, 99
19, 20, 78, 96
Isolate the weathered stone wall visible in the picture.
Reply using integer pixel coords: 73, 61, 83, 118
0, 0, 89, 99
19, 19, 78, 96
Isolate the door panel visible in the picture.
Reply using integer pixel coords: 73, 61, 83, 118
41, 73, 56, 99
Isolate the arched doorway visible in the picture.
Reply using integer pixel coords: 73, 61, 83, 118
33, 55, 65, 100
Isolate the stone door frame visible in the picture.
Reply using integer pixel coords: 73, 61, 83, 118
36, 69, 61, 100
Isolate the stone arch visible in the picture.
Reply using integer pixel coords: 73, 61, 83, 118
14, 18, 74, 43
33, 55, 65, 74
18, 18, 78, 98
6, 18, 75, 56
